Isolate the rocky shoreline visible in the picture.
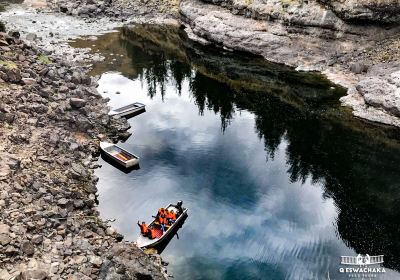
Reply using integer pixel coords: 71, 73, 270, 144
0, 29, 167, 279
179, 0, 400, 128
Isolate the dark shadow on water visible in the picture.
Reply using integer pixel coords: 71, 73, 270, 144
154, 213, 188, 254
119, 108, 146, 120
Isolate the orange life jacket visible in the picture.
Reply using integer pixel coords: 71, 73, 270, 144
159, 213, 166, 225
167, 210, 176, 220
149, 228, 156, 239
139, 223, 148, 235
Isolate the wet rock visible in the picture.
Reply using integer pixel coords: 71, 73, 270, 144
70, 98, 87, 109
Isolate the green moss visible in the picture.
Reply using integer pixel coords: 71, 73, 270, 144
38, 55, 52, 64
0, 60, 17, 69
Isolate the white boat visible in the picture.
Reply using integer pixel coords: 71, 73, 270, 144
109, 102, 146, 117
136, 201, 188, 249
100, 142, 139, 168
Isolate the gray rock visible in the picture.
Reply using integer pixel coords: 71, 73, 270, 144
26, 33, 37, 41
105, 227, 116, 236
21, 241, 35, 256
6, 68, 22, 83
356, 75, 400, 117
69, 98, 87, 109
57, 198, 69, 206
0, 234, 11, 246
0, 224, 10, 234
319, 0, 400, 23
350, 62, 368, 74
31, 234, 43, 245
71, 72, 82, 84
89, 255, 103, 267
16, 270, 48, 280
22, 78, 37, 85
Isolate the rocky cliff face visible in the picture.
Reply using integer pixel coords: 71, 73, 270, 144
320, 0, 400, 23
200, 0, 400, 24
180, 0, 400, 128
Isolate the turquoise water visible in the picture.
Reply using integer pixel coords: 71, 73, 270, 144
84, 26, 400, 280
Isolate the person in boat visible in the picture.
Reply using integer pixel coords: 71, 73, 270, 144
148, 227, 157, 240
171, 201, 184, 216
157, 209, 167, 232
137, 221, 149, 236
167, 210, 177, 225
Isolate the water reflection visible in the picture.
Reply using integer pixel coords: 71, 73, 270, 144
75, 25, 400, 279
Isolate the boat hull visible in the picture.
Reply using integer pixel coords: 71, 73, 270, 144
100, 142, 140, 168
137, 204, 188, 249
109, 102, 146, 118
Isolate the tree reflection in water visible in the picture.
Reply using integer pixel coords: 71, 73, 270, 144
74, 24, 400, 273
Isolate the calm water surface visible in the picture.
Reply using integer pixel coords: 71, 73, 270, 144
73, 26, 400, 280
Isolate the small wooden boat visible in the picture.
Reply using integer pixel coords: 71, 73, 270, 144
109, 102, 146, 118
100, 142, 139, 168
137, 201, 188, 249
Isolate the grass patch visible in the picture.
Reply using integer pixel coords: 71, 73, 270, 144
38, 54, 52, 64
0, 60, 17, 69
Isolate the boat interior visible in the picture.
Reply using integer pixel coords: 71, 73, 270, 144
147, 206, 181, 239
106, 146, 137, 161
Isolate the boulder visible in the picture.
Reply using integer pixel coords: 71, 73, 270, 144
350, 62, 368, 74
69, 98, 87, 109
356, 73, 400, 117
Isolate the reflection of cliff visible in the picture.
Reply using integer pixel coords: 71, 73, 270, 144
121, 24, 345, 112
118, 24, 400, 272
